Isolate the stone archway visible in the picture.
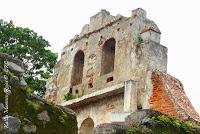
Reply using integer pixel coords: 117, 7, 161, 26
71, 50, 85, 86
101, 38, 116, 76
79, 118, 94, 134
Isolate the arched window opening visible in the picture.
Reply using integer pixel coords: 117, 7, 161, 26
79, 118, 94, 134
71, 50, 84, 86
101, 38, 116, 75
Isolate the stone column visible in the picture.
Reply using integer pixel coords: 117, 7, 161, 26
124, 80, 137, 112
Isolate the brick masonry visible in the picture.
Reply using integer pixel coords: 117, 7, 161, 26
149, 70, 200, 123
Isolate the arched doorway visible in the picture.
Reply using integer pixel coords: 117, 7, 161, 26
101, 38, 116, 75
79, 118, 94, 134
71, 50, 85, 86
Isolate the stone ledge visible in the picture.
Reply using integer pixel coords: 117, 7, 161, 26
0, 52, 25, 68
60, 82, 125, 108
93, 123, 127, 134
110, 112, 131, 123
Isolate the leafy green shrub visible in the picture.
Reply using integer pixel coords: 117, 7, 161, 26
22, 86, 33, 95
64, 92, 76, 101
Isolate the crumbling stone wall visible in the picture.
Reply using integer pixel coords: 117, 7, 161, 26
45, 8, 200, 133
45, 8, 167, 106
0, 53, 78, 133
149, 70, 200, 123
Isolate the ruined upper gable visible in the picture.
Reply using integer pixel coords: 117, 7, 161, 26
45, 8, 166, 104
44, 9, 199, 131
61, 8, 161, 54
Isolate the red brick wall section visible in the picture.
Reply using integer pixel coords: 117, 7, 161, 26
149, 71, 177, 117
149, 70, 200, 122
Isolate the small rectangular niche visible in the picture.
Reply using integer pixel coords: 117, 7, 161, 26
88, 82, 93, 88
137, 105, 142, 110
69, 87, 73, 93
107, 76, 113, 83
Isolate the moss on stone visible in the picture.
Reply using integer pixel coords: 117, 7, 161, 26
126, 114, 200, 134
0, 82, 78, 134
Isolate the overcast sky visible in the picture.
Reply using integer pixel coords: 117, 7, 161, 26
1, 0, 200, 114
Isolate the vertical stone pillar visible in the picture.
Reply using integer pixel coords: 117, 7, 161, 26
124, 80, 137, 112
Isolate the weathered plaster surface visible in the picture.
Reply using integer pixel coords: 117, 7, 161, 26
44, 8, 200, 132
45, 8, 165, 105
74, 93, 124, 130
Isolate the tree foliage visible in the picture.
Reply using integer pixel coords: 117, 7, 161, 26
0, 19, 57, 96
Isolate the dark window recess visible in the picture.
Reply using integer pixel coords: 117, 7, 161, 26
69, 88, 73, 93
101, 38, 116, 75
107, 76, 113, 83
137, 105, 142, 110
62, 52, 65, 55
88, 83, 93, 88
75, 89, 79, 94
71, 50, 84, 86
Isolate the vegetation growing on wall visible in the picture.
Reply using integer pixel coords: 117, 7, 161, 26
126, 115, 200, 134
0, 82, 78, 133
64, 92, 76, 101
0, 63, 78, 133
137, 35, 144, 45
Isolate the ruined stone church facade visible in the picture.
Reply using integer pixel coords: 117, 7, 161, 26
45, 8, 200, 134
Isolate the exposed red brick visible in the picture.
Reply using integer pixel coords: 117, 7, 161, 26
149, 71, 200, 123
149, 71, 177, 117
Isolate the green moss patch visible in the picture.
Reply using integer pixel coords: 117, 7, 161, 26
126, 115, 200, 134
0, 82, 78, 134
